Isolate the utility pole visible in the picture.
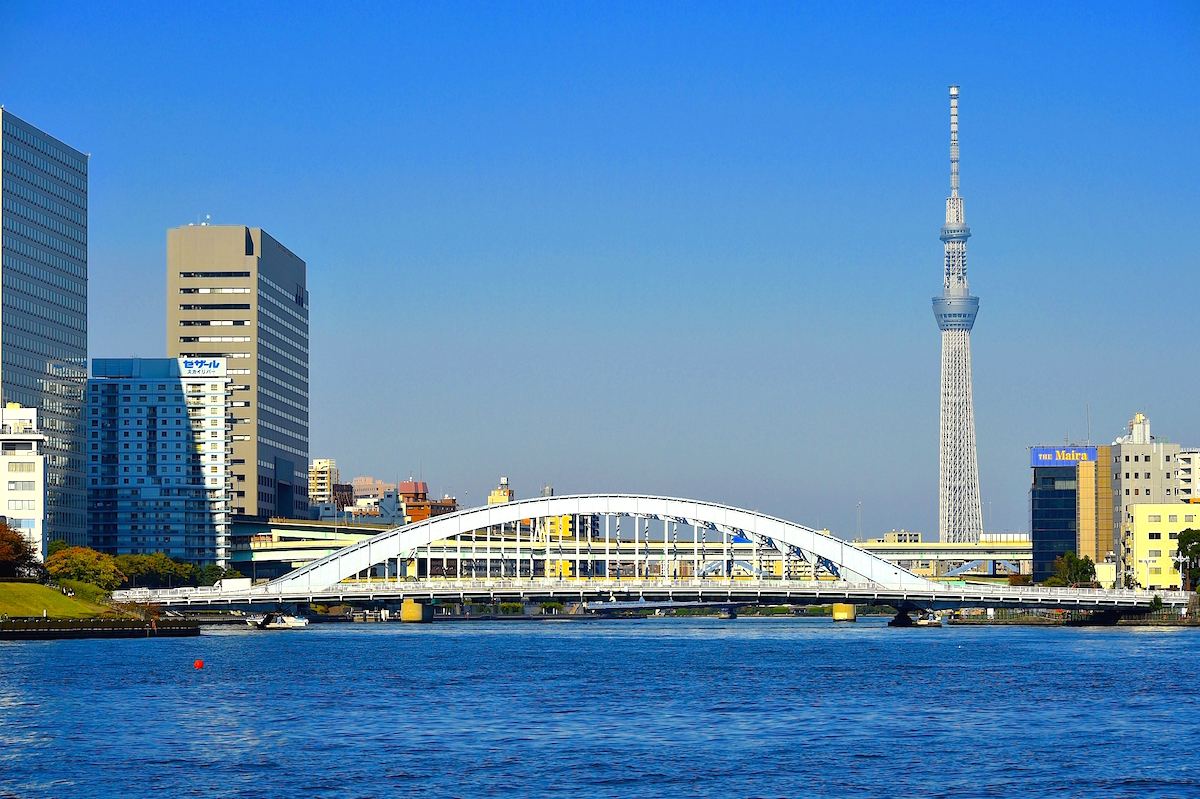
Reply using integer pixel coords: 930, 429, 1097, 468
856, 502, 862, 542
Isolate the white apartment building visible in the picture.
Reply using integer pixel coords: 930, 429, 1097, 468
0, 404, 46, 560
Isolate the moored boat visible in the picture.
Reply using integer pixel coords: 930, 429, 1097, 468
246, 613, 309, 630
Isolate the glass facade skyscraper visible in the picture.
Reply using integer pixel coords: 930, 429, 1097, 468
0, 110, 88, 546
1030, 465, 1079, 583
87, 358, 232, 566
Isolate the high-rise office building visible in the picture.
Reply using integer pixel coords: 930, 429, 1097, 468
87, 358, 232, 566
0, 109, 88, 546
165, 225, 309, 520
933, 86, 984, 544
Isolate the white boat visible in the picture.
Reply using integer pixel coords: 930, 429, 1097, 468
915, 612, 942, 627
246, 613, 309, 630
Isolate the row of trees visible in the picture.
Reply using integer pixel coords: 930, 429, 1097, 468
0, 537, 243, 591
44, 546, 243, 590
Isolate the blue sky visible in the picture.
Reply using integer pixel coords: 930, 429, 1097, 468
2, 2, 1198, 538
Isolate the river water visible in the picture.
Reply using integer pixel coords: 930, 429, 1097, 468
1, 617, 1197, 798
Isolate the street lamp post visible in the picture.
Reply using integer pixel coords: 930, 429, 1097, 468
1138, 557, 1154, 590
1171, 551, 1189, 591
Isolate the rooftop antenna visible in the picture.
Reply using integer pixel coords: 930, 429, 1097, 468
1086, 404, 1091, 445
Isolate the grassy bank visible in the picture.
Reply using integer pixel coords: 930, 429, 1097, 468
0, 582, 107, 618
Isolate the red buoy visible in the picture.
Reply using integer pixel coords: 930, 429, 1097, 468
194, 659, 204, 669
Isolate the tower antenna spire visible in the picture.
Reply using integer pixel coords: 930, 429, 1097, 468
949, 85, 960, 197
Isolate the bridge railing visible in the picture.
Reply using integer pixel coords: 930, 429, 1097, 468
111, 578, 1193, 606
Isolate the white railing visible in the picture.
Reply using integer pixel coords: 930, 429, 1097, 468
112, 578, 1193, 606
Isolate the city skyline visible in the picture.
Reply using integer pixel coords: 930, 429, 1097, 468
2, 3, 1198, 540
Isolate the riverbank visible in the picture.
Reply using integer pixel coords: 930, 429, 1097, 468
0, 581, 107, 619
0, 617, 200, 640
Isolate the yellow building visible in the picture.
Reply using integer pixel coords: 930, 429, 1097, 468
1076, 445, 1113, 563
1121, 504, 1198, 589
488, 476, 514, 505
308, 459, 339, 505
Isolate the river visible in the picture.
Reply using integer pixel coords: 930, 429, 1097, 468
1, 617, 1197, 797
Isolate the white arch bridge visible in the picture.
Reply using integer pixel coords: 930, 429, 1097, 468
115, 494, 1188, 613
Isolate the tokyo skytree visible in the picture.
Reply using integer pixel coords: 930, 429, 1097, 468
933, 85, 984, 544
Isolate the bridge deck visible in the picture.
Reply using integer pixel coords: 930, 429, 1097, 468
115, 579, 1191, 612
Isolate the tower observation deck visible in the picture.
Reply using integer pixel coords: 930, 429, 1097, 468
934, 86, 984, 544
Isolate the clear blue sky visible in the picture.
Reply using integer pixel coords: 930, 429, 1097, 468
3, 2, 1198, 539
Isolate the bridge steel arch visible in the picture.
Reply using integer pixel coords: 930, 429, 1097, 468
262, 494, 938, 595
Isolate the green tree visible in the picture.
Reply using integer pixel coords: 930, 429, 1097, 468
199, 565, 243, 586
1050, 551, 1096, 586
46, 539, 70, 558
1176, 529, 1200, 591
114, 554, 150, 588
45, 547, 125, 591
115, 553, 202, 588
0, 521, 38, 578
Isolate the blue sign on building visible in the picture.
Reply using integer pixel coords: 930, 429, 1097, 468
1030, 446, 1098, 468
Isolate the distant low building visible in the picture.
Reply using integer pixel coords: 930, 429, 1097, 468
0, 405, 46, 560
396, 480, 457, 523
314, 479, 457, 526
488, 476, 514, 505
352, 476, 395, 501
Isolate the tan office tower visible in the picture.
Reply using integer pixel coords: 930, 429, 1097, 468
166, 225, 309, 518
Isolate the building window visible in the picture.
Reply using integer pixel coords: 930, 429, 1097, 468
1149, 515, 1162, 522
1125, 456, 1130, 462
1148, 532, 1162, 539
1169, 515, 1178, 522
